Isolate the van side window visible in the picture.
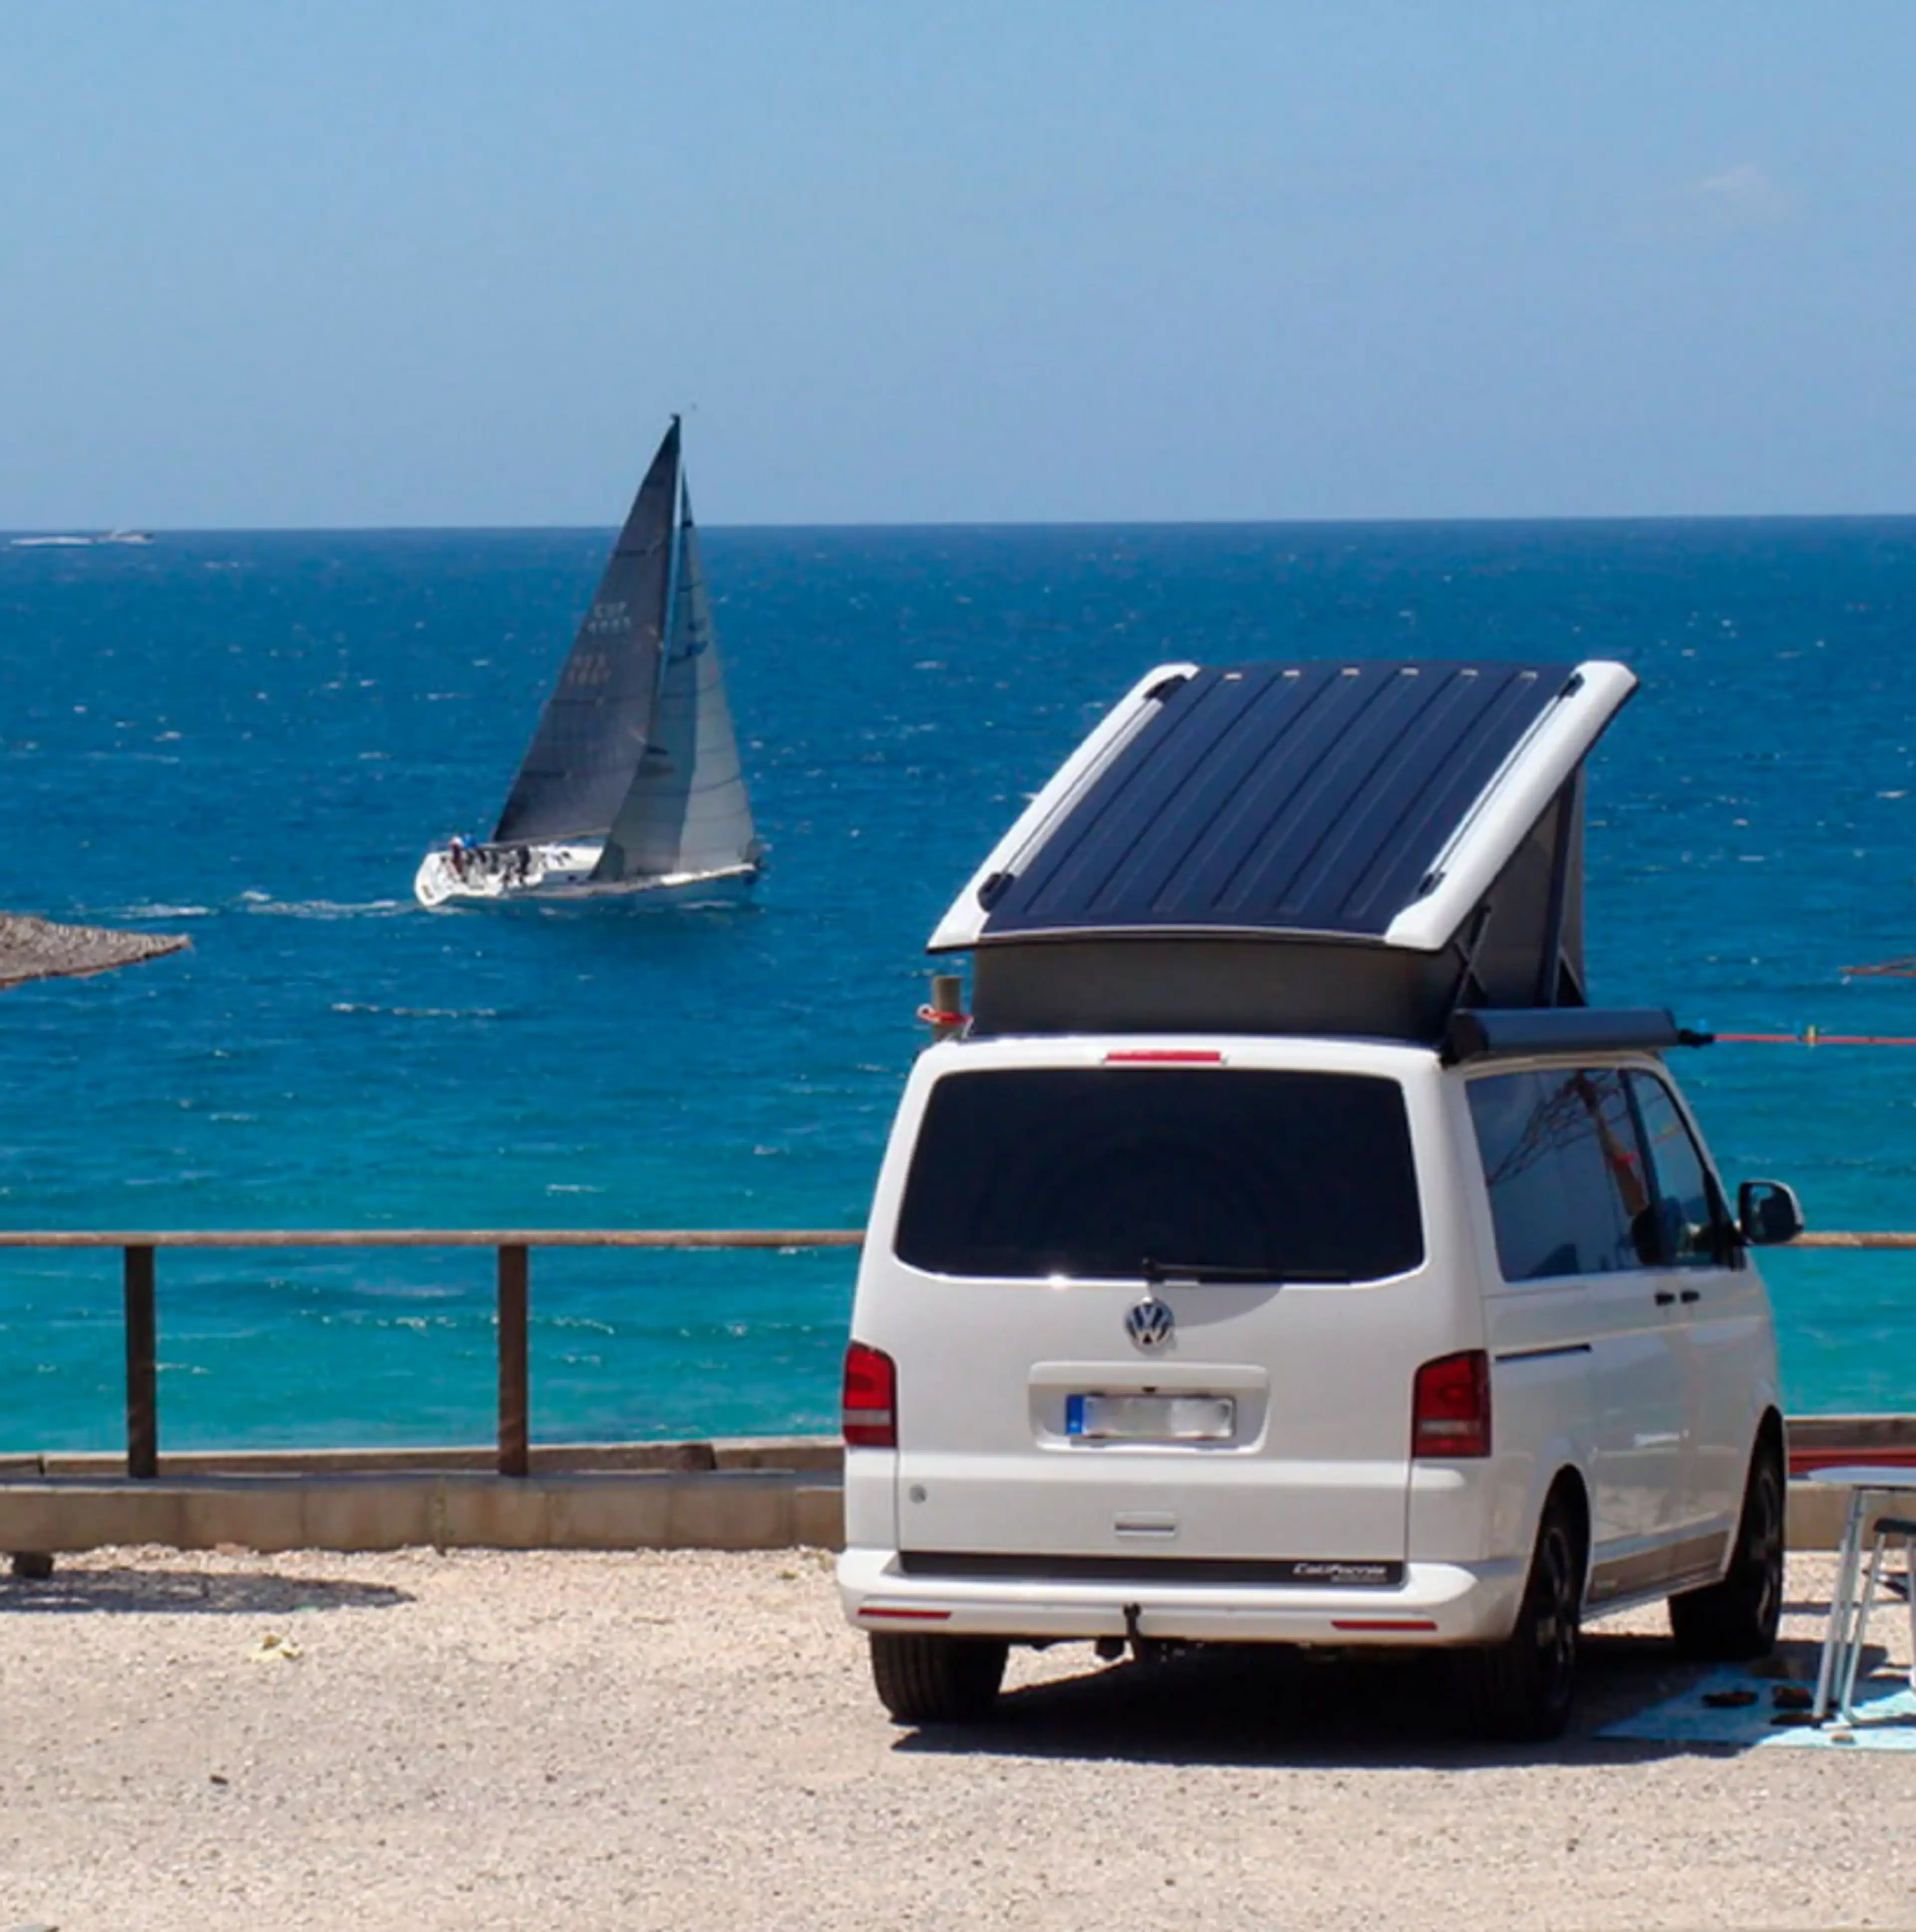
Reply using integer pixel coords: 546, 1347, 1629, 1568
1467, 1068, 1655, 1282
1626, 1071, 1732, 1269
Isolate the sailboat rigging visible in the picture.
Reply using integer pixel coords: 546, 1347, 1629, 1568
414, 418, 763, 908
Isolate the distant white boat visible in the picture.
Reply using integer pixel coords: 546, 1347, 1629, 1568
414, 417, 763, 909
8, 529, 154, 549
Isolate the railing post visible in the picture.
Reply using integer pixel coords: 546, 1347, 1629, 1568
497, 1244, 529, 1478
124, 1244, 157, 1479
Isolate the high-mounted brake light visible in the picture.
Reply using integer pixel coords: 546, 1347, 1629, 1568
1412, 1350, 1491, 1459
842, 1341, 898, 1449
1102, 1049, 1225, 1064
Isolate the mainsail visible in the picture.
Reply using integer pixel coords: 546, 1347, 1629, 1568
589, 486, 760, 885
491, 421, 681, 846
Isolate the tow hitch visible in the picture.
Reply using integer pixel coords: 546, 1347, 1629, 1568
1095, 1601, 1181, 1667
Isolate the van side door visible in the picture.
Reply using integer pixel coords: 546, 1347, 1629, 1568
1466, 1066, 1687, 1604
1625, 1068, 1760, 1581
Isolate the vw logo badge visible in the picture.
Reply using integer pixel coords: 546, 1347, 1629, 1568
1125, 1296, 1175, 1352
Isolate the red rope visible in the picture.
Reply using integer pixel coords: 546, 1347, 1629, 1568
1716, 1031, 1916, 1046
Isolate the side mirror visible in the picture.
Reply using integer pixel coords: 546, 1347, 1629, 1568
1738, 1179, 1804, 1247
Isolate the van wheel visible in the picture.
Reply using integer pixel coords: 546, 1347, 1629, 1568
868, 1633, 1009, 1725
1669, 1439, 1784, 1661
1455, 1496, 1581, 1741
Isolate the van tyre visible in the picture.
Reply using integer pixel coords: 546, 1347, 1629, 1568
1455, 1496, 1581, 1741
869, 1633, 1009, 1725
1669, 1438, 1785, 1661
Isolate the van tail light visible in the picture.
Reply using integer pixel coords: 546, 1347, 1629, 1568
843, 1341, 898, 1449
1412, 1350, 1491, 1459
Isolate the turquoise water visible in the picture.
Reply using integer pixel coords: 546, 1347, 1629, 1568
5, 518, 1916, 1451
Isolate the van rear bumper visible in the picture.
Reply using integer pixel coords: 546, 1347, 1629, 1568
837, 1545, 1528, 1647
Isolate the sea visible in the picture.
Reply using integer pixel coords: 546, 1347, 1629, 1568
5, 517, 1916, 1455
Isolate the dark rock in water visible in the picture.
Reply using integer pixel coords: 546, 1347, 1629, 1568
0, 912, 189, 990
9, 1552, 54, 1580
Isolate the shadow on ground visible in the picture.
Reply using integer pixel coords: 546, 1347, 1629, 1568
0, 1568, 413, 1615
891, 1632, 1836, 1769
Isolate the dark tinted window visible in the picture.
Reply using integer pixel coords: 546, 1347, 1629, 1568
894, 1069, 1423, 1283
1467, 1068, 1652, 1281
1627, 1071, 1731, 1269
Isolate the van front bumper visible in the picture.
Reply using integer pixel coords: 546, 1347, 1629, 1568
837, 1545, 1528, 1647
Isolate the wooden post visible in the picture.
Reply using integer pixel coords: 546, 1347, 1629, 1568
124, 1244, 157, 1479
497, 1244, 529, 1478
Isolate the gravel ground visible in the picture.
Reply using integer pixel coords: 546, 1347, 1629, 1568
2, 1546, 1913, 1932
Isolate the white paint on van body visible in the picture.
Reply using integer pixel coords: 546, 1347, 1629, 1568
839, 1033, 1780, 1649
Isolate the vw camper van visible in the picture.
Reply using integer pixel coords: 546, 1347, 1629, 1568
838, 660, 1801, 1740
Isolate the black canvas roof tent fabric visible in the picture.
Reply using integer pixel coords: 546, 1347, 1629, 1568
0, 912, 190, 991
931, 658, 1639, 1040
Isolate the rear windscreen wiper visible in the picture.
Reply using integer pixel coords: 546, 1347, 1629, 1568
1139, 1258, 1352, 1286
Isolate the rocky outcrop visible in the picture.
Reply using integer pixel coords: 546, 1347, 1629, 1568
0, 912, 190, 990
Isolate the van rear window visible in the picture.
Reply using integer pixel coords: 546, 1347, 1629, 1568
894, 1068, 1422, 1283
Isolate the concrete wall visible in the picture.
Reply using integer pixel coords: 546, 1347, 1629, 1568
2, 1423, 1910, 1558
0, 1470, 844, 1556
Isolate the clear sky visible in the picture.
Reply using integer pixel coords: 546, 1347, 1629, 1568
2, 1, 1912, 528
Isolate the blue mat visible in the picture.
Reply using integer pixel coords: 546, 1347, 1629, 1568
1602, 1667, 1916, 1751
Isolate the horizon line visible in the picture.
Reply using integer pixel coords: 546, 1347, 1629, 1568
8, 507, 1916, 539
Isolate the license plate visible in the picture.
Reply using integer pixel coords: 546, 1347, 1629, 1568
1066, 1393, 1235, 1442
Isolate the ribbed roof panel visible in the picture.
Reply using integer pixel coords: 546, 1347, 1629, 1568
979, 661, 1575, 941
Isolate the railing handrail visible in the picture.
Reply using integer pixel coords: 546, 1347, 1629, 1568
1772, 1232, 1916, 1249
0, 1228, 866, 1248
4, 1228, 1907, 1247
13, 1228, 1916, 1246
10, 1228, 1911, 1248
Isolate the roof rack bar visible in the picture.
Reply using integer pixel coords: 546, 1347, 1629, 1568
1441, 1007, 1704, 1066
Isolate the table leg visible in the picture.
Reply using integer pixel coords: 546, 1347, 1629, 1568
1906, 1529, 1916, 1697
1815, 1489, 1870, 1721
1841, 1525, 1890, 1723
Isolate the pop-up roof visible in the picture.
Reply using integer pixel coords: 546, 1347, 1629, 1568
932, 659, 1638, 1040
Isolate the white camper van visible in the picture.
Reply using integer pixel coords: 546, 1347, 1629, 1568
838, 660, 1801, 1740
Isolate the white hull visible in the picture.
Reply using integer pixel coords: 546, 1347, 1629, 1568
414, 841, 600, 908
414, 841, 759, 909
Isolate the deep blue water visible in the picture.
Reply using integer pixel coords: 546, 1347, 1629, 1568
5, 517, 1916, 1452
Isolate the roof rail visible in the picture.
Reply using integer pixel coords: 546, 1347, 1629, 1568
1441, 1007, 1713, 1066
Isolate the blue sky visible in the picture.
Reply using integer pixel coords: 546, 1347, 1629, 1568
2, 1, 1912, 527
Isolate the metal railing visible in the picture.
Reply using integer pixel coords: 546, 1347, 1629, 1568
0, 1229, 864, 1480
0, 1226, 1899, 1482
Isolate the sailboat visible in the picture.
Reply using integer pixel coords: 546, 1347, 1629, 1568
414, 419, 763, 908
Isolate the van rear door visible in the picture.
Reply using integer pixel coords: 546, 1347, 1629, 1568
870, 1050, 1448, 1575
